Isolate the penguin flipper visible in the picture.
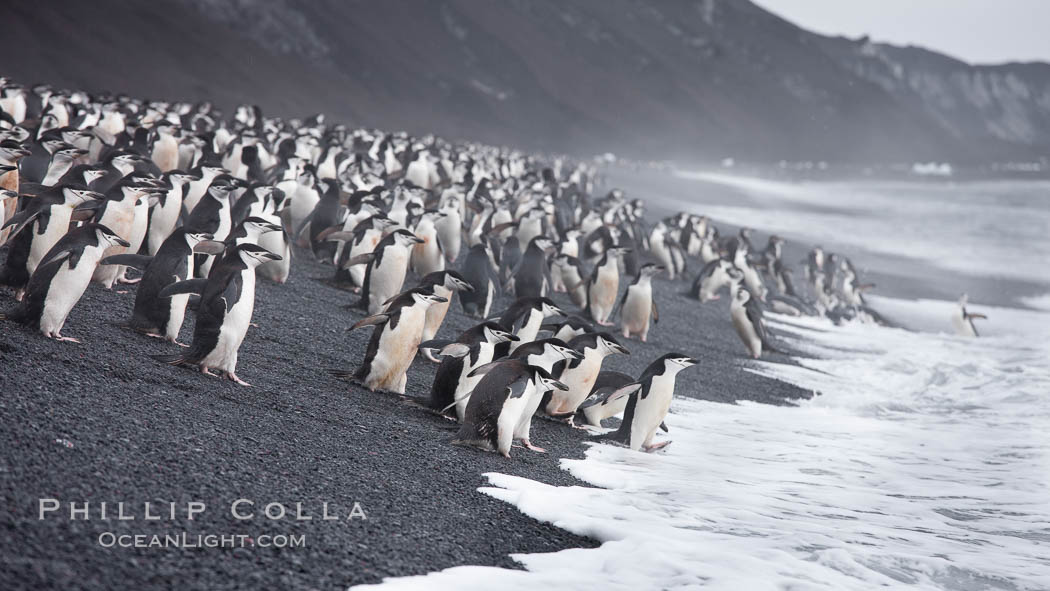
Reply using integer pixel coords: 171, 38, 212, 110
101, 254, 154, 270
467, 360, 504, 378
158, 278, 208, 298
660, 421, 669, 433
349, 314, 389, 331
579, 383, 641, 409
651, 298, 659, 325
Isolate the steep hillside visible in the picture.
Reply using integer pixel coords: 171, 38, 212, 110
2, 0, 1048, 163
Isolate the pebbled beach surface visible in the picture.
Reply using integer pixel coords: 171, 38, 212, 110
0, 210, 808, 589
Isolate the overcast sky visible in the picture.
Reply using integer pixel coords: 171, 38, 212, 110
752, 0, 1050, 64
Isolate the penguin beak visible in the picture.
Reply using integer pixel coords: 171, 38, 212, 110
264, 252, 283, 261
551, 380, 569, 391
432, 295, 449, 303
114, 237, 131, 247
503, 333, 520, 342
568, 349, 585, 360
611, 343, 630, 355
685, 358, 699, 366
410, 235, 425, 244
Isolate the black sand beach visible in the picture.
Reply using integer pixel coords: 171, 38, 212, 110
0, 197, 809, 589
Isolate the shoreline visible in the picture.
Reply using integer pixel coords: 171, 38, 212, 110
0, 222, 809, 589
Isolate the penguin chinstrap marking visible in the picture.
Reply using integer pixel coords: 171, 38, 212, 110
454, 361, 568, 458
617, 263, 663, 342
600, 354, 698, 452
150, 243, 282, 386
101, 229, 223, 344
358, 229, 424, 314
1, 223, 129, 342
496, 296, 566, 356
408, 270, 474, 359
342, 288, 448, 394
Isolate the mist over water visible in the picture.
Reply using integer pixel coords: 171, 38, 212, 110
362, 174, 1050, 591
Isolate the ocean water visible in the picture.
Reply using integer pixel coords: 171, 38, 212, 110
360, 176, 1050, 590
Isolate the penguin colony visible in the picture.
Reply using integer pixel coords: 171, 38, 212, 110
0, 77, 886, 457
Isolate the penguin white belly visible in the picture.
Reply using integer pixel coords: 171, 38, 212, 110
583, 396, 628, 427
953, 314, 977, 337
148, 196, 182, 255
152, 136, 179, 172
202, 271, 256, 372
422, 287, 452, 342
289, 187, 320, 243
405, 161, 430, 188
454, 344, 494, 421
700, 242, 718, 263
700, 268, 728, 302
550, 352, 602, 414
199, 214, 231, 277
166, 293, 190, 341
411, 231, 444, 275
590, 268, 618, 323
368, 249, 409, 314
743, 266, 767, 300
483, 280, 494, 318
564, 267, 586, 307
435, 214, 461, 261
513, 382, 548, 442
731, 308, 762, 358
363, 308, 425, 393
92, 203, 136, 287
347, 233, 380, 287
497, 385, 533, 456
257, 228, 291, 283
622, 285, 652, 336
40, 258, 96, 336
28, 208, 73, 275
631, 376, 675, 451
651, 242, 674, 278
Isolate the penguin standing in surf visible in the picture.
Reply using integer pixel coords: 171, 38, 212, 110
151, 243, 282, 385
953, 293, 987, 337
730, 287, 776, 358
599, 354, 698, 452
1, 223, 130, 342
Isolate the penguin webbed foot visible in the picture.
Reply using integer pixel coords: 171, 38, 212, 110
201, 366, 220, 378
51, 334, 82, 344
520, 440, 547, 453
643, 441, 672, 453
227, 372, 252, 387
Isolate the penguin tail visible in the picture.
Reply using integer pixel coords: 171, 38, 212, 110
327, 368, 359, 382
150, 353, 190, 366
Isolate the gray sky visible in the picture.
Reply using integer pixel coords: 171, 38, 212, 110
752, 0, 1050, 64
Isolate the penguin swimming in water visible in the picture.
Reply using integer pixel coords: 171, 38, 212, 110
1, 223, 129, 342
730, 287, 776, 358
357, 229, 424, 314
339, 287, 448, 394
151, 243, 282, 385
455, 359, 569, 458
586, 247, 629, 326
599, 354, 698, 452
458, 242, 499, 318
953, 293, 986, 337
544, 332, 629, 418
100, 228, 224, 343
617, 263, 663, 342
